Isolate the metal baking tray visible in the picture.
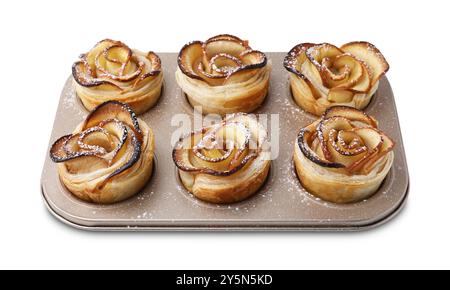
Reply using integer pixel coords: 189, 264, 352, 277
41, 52, 409, 231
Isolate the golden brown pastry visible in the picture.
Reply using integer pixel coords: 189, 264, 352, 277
294, 106, 394, 203
176, 34, 271, 115
49, 101, 154, 204
173, 113, 271, 203
284, 42, 389, 116
72, 39, 163, 115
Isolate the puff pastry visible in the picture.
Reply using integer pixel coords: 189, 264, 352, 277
284, 42, 389, 116
72, 39, 163, 115
294, 106, 394, 203
173, 113, 271, 203
176, 34, 271, 115
50, 101, 154, 204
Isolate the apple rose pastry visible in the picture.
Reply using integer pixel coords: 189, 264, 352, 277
176, 34, 271, 115
72, 39, 163, 115
284, 42, 389, 116
49, 101, 154, 204
294, 106, 395, 203
173, 113, 271, 203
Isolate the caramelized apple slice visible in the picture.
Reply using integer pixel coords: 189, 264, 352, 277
330, 130, 367, 157
72, 61, 122, 90
297, 106, 394, 175
72, 39, 161, 95
341, 41, 389, 86
205, 34, 246, 44
64, 155, 108, 174
178, 35, 268, 87
195, 60, 228, 86
327, 89, 354, 103
49, 135, 72, 162
358, 129, 395, 174
317, 116, 354, 161
203, 36, 249, 60
284, 41, 389, 112
323, 54, 367, 91
178, 41, 203, 78
224, 51, 267, 84
145, 52, 162, 75
105, 128, 141, 181
323, 106, 377, 127
84, 39, 119, 73
173, 116, 259, 176
95, 45, 142, 82
305, 43, 342, 71
82, 101, 142, 141
297, 129, 345, 169
284, 43, 316, 77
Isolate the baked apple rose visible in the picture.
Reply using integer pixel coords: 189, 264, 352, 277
176, 34, 271, 115
50, 101, 154, 204
173, 113, 271, 204
284, 42, 389, 116
294, 106, 395, 203
72, 39, 163, 115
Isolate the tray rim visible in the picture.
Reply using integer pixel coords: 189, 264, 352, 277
41, 52, 410, 232
41, 184, 409, 231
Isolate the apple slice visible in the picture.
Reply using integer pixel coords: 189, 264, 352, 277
341, 41, 389, 86
323, 106, 377, 128
203, 35, 249, 60
177, 41, 205, 81
225, 50, 267, 84
82, 101, 142, 142
72, 61, 122, 90
172, 116, 258, 177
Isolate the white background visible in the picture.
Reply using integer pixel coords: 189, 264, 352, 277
1, 0, 449, 269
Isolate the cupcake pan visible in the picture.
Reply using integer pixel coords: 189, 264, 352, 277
41, 53, 409, 231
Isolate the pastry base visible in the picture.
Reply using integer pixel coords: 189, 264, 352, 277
293, 142, 394, 203
178, 159, 271, 204
75, 73, 163, 115
175, 65, 271, 115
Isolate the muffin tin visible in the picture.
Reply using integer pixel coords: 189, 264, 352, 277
41, 52, 409, 231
